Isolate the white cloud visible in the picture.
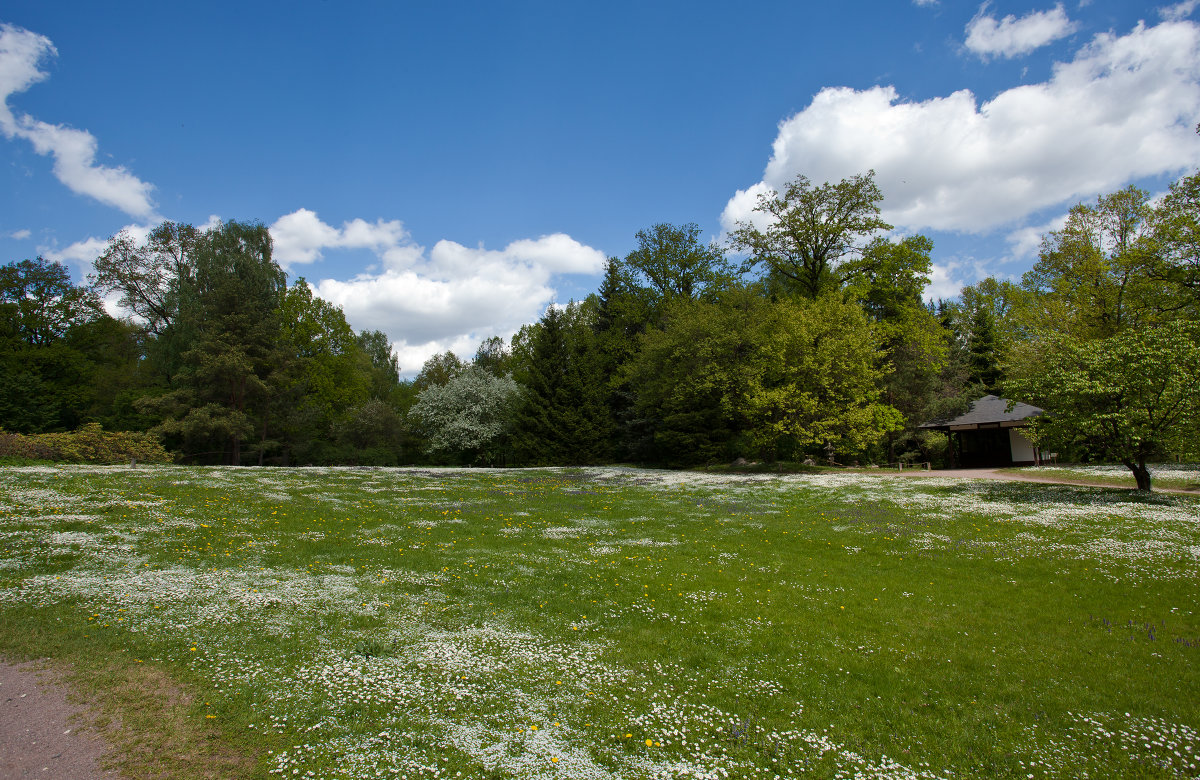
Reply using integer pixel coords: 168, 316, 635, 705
0, 23, 157, 219
1004, 212, 1070, 259
8, 228, 30, 240
43, 203, 606, 375
721, 19, 1200, 237
1161, 0, 1200, 21
924, 256, 1003, 301
926, 261, 969, 301
269, 208, 412, 269
41, 221, 155, 276
965, 3, 1077, 59
274, 209, 606, 374
913, 0, 939, 6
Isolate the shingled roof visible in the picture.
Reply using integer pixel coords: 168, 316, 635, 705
919, 394, 1043, 429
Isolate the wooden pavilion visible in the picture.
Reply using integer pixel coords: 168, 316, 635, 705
919, 395, 1049, 468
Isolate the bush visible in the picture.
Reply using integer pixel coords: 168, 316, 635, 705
0, 423, 172, 464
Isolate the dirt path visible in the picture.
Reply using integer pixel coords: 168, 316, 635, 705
0, 660, 122, 780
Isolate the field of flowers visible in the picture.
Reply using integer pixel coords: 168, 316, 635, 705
1, 465, 1198, 779
1013, 464, 1200, 491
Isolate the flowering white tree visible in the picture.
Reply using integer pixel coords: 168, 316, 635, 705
409, 365, 521, 463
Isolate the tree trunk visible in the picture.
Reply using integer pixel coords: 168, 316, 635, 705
1124, 458, 1152, 491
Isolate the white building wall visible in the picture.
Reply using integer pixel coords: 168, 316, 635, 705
1009, 428, 1036, 464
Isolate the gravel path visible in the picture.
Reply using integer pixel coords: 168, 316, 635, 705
0, 660, 122, 780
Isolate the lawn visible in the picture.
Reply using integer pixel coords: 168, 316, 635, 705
998, 464, 1200, 492
1, 465, 1197, 779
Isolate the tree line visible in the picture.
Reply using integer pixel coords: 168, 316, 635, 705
2, 169, 1197, 486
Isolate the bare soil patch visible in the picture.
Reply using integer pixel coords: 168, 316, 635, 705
0, 659, 121, 780
0, 657, 257, 780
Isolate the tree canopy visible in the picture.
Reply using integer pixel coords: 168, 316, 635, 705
729, 171, 892, 298
8, 165, 1198, 479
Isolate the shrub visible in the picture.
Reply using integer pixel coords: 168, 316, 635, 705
0, 423, 172, 464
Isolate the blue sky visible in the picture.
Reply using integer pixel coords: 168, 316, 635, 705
2, 1, 1199, 375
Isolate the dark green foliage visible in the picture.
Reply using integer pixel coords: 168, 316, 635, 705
511, 303, 612, 465
15, 167, 1199, 473
357, 329, 402, 396
966, 306, 1001, 391
140, 221, 287, 464
472, 336, 513, 377
0, 257, 142, 433
413, 351, 465, 392
0, 257, 104, 345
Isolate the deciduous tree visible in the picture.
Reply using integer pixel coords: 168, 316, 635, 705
729, 171, 891, 298
410, 365, 521, 463
1006, 325, 1200, 490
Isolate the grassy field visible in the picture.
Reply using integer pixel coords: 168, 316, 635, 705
997, 464, 1200, 492
1, 465, 1198, 779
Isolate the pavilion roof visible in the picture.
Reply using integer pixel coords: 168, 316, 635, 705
919, 394, 1043, 429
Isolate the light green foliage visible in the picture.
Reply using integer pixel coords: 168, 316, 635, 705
1150, 171, 1200, 300
1007, 324, 1200, 490
0, 466, 1197, 779
729, 171, 892, 298
0, 422, 171, 463
1005, 176, 1200, 488
626, 295, 902, 464
738, 296, 904, 457
278, 280, 369, 420
843, 234, 934, 323
410, 365, 521, 461
1021, 186, 1169, 338
623, 223, 733, 307
843, 235, 954, 459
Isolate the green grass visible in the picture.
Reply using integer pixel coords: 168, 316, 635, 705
1, 465, 1198, 779
997, 463, 1200, 491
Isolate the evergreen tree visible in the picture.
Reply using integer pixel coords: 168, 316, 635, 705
512, 303, 611, 464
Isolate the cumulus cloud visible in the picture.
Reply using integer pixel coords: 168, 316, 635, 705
269, 208, 413, 269
45, 203, 606, 375
721, 19, 1200, 238
0, 23, 157, 219
965, 3, 1077, 59
274, 209, 607, 374
1004, 212, 1071, 260
1161, 0, 1200, 21
42, 221, 154, 274
8, 228, 30, 240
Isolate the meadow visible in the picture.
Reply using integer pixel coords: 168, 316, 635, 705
1001, 464, 1200, 492
0, 465, 1197, 779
